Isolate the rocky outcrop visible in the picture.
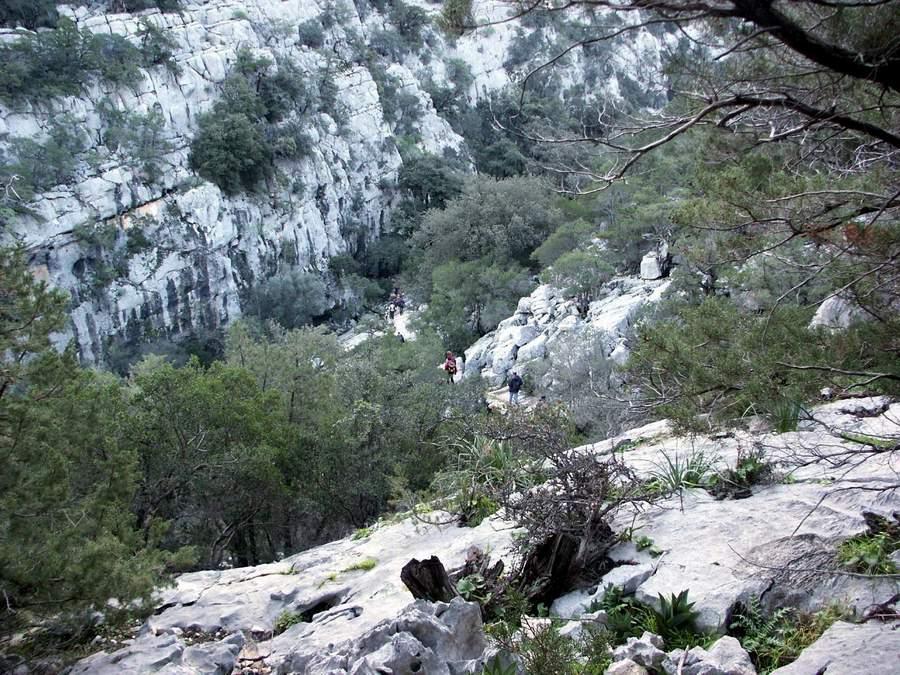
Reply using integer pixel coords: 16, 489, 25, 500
551, 398, 900, 632
809, 293, 869, 330
463, 276, 670, 386
67, 398, 898, 674
609, 632, 757, 675
3, 1, 678, 366
280, 597, 488, 674
768, 620, 900, 675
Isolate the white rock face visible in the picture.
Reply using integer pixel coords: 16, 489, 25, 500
67, 397, 898, 673
809, 294, 868, 330
768, 620, 900, 675
639, 251, 664, 280
3, 1, 679, 366
464, 277, 670, 386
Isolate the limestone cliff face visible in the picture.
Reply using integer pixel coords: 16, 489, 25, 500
0, 0, 674, 365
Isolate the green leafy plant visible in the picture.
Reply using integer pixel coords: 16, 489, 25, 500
647, 449, 716, 494
769, 399, 804, 433
457, 574, 493, 605
430, 434, 536, 527
709, 445, 773, 499
274, 610, 303, 635
481, 655, 519, 675
655, 590, 701, 647
837, 532, 898, 575
730, 598, 848, 673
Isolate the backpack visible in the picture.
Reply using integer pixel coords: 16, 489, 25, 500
446, 357, 457, 375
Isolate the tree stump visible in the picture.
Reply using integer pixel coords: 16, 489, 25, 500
400, 556, 459, 603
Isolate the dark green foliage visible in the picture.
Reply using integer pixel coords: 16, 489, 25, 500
2, 117, 85, 201
0, 16, 177, 101
247, 270, 331, 329
128, 359, 288, 567
190, 111, 273, 193
388, 1, 431, 52
226, 323, 483, 528
297, 18, 326, 48
598, 585, 706, 651
397, 153, 464, 212
414, 176, 562, 269
730, 599, 847, 674
626, 297, 900, 431
423, 58, 473, 121
0, 247, 175, 631
0, 0, 58, 29
423, 259, 532, 352
531, 220, 596, 269
370, 62, 422, 136
137, 18, 181, 73
438, 0, 473, 37
99, 101, 172, 184
837, 532, 898, 575
189, 49, 322, 193
543, 250, 613, 315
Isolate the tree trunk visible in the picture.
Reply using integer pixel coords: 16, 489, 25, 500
400, 556, 459, 603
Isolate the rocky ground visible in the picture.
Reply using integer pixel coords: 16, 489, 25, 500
57, 396, 899, 674
464, 275, 670, 389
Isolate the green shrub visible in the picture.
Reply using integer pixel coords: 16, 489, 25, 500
189, 50, 318, 192
274, 610, 303, 635
137, 18, 181, 73
708, 445, 773, 499
730, 598, 847, 673
190, 110, 273, 193
341, 557, 378, 572
438, 0, 473, 37
0, 0, 58, 29
837, 532, 898, 575
297, 18, 326, 48
430, 434, 535, 527
99, 101, 172, 184
246, 270, 331, 329
6, 117, 85, 194
0, 15, 178, 101
647, 449, 717, 495
598, 585, 707, 650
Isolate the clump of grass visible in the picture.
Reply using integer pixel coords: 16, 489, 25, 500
838, 532, 898, 575
647, 448, 717, 494
274, 610, 303, 635
342, 557, 378, 573
730, 598, 848, 673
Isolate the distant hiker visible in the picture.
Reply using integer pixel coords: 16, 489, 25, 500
387, 302, 396, 321
508, 371, 523, 405
442, 351, 458, 383
389, 287, 406, 317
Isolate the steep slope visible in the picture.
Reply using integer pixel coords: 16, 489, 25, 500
65, 396, 899, 674
0, 0, 677, 366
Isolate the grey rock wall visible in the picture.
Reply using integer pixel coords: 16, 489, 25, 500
1, 0, 676, 365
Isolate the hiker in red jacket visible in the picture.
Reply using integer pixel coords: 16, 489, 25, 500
442, 351, 458, 384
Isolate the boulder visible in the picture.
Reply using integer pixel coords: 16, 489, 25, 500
612, 632, 667, 670
640, 252, 664, 280
769, 620, 900, 675
809, 294, 868, 330
292, 598, 489, 675
663, 636, 756, 675
606, 659, 650, 675
68, 632, 244, 675
601, 563, 656, 596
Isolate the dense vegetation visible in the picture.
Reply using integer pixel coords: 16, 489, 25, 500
0, 246, 484, 648
1, 0, 898, 669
